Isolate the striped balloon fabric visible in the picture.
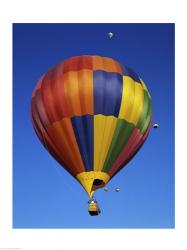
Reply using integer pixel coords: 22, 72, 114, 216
31, 55, 152, 197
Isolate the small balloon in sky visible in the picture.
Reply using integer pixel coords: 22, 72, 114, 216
115, 188, 120, 192
153, 123, 159, 129
108, 32, 114, 38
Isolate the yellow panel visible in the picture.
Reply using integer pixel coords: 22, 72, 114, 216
76, 171, 110, 197
118, 76, 135, 122
130, 83, 144, 125
119, 76, 144, 125
94, 115, 117, 171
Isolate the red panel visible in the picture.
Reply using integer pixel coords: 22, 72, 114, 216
43, 61, 64, 81
41, 76, 70, 123
31, 89, 51, 128
63, 56, 93, 73
109, 121, 152, 178
42, 56, 93, 82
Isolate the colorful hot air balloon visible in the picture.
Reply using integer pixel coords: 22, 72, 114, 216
31, 55, 152, 198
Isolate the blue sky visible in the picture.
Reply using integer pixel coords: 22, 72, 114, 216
13, 23, 174, 228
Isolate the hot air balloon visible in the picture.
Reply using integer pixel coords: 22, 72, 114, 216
153, 123, 158, 128
108, 32, 114, 39
30, 55, 152, 202
115, 188, 120, 192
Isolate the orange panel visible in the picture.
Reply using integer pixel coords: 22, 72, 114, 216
93, 56, 122, 75
62, 70, 93, 117
41, 69, 94, 123
46, 118, 85, 175
77, 70, 94, 114
42, 127, 77, 176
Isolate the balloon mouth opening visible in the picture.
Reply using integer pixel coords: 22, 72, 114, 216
92, 179, 105, 191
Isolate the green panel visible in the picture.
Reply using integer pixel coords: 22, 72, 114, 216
102, 119, 134, 172
141, 102, 152, 134
136, 90, 152, 134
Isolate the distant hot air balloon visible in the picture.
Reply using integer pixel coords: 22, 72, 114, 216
153, 123, 158, 128
31, 55, 152, 200
115, 188, 120, 192
108, 32, 114, 38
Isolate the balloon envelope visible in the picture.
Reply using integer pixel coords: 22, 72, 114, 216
31, 55, 152, 197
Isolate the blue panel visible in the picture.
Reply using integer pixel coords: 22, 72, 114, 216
71, 115, 93, 172
93, 71, 123, 117
121, 65, 141, 83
